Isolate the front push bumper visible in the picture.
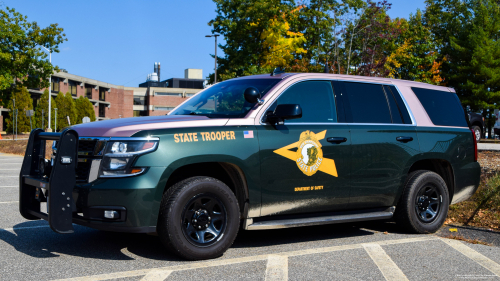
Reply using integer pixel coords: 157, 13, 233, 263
19, 129, 160, 234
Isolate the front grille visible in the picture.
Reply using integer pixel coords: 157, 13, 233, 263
76, 139, 102, 183
76, 161, 92, 182
78, 140, 97, 155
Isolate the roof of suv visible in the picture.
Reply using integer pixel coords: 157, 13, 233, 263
232, 73, 454, 92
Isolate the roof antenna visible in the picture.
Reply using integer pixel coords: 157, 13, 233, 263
270, 67, 286, 76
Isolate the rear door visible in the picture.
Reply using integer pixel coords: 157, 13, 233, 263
337, 81, 420, 209
257, 80, 351, 216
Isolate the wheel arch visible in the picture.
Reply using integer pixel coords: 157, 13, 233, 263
160, 161, 250, 219
406, 158, 455, 203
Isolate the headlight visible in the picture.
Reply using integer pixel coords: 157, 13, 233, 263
100, 138, 159, 178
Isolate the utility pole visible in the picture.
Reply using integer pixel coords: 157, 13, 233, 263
205, 34, 220, 83
40, 46, 52, 132
12, 98, 15, 140
55, 108, 58, 132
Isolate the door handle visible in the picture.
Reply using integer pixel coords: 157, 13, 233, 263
327, 137, 347, 144
396, 136, 414, 143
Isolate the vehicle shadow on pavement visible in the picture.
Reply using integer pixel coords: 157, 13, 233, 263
0, 220, 410, 261
232, 220, 408, 249
0, 221, 181, 261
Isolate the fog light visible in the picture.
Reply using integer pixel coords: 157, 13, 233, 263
60, 156, 72, 164
104, 210, 119, 219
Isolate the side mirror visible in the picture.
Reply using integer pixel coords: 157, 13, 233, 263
244, 87, 263, 104
267, 104, 302, 125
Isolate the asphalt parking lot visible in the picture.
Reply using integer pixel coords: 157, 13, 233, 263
1, 152, 500, 281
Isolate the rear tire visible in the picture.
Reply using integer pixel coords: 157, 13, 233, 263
472, 125, 481, 142
395, 170, 449, 234
157, 176, 240, 260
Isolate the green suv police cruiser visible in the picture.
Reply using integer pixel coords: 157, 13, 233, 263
19, 72, 480, 260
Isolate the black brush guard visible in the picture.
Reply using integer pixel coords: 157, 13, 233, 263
19, 128, 79, 234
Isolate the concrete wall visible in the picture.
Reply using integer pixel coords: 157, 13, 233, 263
185, 69, 203, 79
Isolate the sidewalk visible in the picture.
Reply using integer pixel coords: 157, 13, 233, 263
478, 143, 500, 151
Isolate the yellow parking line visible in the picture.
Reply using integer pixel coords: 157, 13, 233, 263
140, 269, 173, 281
363, 243, 409, 281
440, 238, 500, 277
265, 255, 288, 281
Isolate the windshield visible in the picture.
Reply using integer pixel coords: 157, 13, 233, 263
170, 79, 280, 118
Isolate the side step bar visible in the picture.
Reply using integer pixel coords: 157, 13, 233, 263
244, 207, 395, 230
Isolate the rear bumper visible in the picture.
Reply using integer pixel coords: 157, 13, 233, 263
451, 161, 481, 204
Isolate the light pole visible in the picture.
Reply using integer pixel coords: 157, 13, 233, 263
40, 46, 52, 132
205, 34, 220, 84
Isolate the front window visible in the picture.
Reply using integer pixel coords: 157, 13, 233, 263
170, 79, 280, 118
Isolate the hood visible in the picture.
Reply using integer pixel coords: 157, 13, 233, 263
72, 115, 228, 137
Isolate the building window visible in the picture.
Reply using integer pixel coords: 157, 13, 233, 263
51, 77, 59, 92
68, 80, 77, 96
133, 110, 148, 117
85, 85, 93, 99
99, 104, 106, 118
99, 88, 107, 101
133, 96, 145, 105
155, 92, 182, 96
155, 106, 176, 111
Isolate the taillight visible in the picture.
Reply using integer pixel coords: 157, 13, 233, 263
471, 129, 478, 162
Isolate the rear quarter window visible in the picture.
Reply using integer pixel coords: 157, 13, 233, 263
411, 87, 468, 127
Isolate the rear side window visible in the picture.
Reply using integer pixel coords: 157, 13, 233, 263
384, 85, 412, 124
412, 87, 468, 127
343, 82, 392, 124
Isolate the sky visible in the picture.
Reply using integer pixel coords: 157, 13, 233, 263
4, 0, 427, 87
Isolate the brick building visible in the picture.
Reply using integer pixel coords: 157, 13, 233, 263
0, 66, 205, 132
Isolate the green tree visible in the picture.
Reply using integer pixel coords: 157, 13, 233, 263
55, 92, 77, 130
33, 89, 56, 130
0, 7, 67, 96
5, 85, 33, 133
425, 0, 500, 137
208, 0, 295, 82
384, 10, 443, 84
75, 96, 96, 124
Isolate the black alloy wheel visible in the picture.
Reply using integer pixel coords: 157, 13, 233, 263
414, 184, 441, 223
157, 176, 240, 260
181, 193, 227, 246
395, 170, 449, 234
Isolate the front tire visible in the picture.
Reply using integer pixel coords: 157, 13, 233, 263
395, 170, 449, 234
157, 176, 240, 260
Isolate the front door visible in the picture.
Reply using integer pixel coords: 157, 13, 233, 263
337, 81, 420, 209
258, 80, 351, 217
